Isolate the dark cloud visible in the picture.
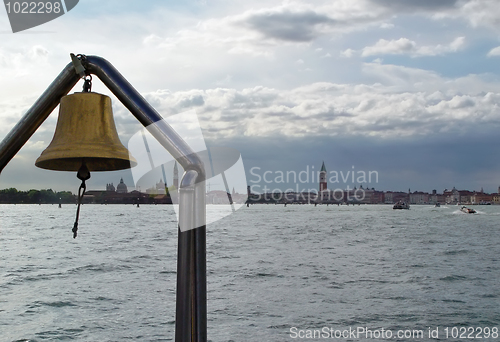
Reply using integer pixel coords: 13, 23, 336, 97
370, 0, 462, 11
242, 10, 334, 42
218, 112, 243, 122
217, 129, 500, 194
452, 97, 475, 108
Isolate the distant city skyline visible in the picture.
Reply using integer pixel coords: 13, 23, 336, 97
247, 161, 500, 195
249, 182, 500, 205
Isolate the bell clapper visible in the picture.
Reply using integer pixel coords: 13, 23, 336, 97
73, 161, 91, 239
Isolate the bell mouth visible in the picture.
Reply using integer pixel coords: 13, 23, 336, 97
35, 156, 137, 172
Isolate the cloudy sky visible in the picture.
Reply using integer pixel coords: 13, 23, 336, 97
1, 0, 500, 194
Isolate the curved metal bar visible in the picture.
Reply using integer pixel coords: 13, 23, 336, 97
0, 62, 80, 173
84, 55, 205, 180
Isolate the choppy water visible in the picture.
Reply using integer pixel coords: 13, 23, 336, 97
0, 204, 499, 341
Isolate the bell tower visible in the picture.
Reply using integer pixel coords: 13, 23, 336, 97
319, 161, 327, 192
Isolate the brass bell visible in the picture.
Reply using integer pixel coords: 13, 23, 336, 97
35, 92, 137, 171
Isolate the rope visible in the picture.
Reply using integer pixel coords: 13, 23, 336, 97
72, 180, 87, 238
73, 161, 91, 239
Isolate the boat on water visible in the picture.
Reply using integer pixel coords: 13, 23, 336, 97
434, 203, 441, 207
460, 206, 476, 214
393, 201, 410, 210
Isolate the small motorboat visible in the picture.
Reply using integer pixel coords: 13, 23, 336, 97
460, 206, 476, 214
393, 201, 410, 209
434, 203, 441, 207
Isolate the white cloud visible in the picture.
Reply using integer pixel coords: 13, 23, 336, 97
380, 22, 394, 29
340, 48, 356, 58
143, 34, 164, 47
362, 38, 416, 56
456, 0, 500, 30
361, 62, 500, 94
134, 1, 400, 57
448, 36, 465, 51
361, 37, 465, 57
135, 67, 500, 141
487, 46, 500, 57
5, 58, 499, 145
30, 45, 49, 58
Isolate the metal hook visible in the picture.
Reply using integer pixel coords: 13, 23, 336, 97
83, 75, 92, 93
70, 53, 86, 78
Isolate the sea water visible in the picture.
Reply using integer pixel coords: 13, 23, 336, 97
0, 204, 499, 341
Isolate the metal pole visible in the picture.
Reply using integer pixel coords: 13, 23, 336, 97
176, 170, 206, 342
0, 63, 80, 173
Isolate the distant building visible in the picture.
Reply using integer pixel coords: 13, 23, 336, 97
319, 161, 327, 192
116, 178, 128, 193
457, 190, 474, 204
443, 188, 453, 203
360, 187, 384, 204
443, 187, 475, 204
106, 182, 115, 192
146, 179, 166, 195
429, 192, 446, 204
157, 179, 166, 194
206, 189, 247, 204
384, 191, 408, 204
471, 192, 493, 204
206, 190, 230, 204
410, 191, 429, 204
384, 191, 394, 204
449, 187, 460, 203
